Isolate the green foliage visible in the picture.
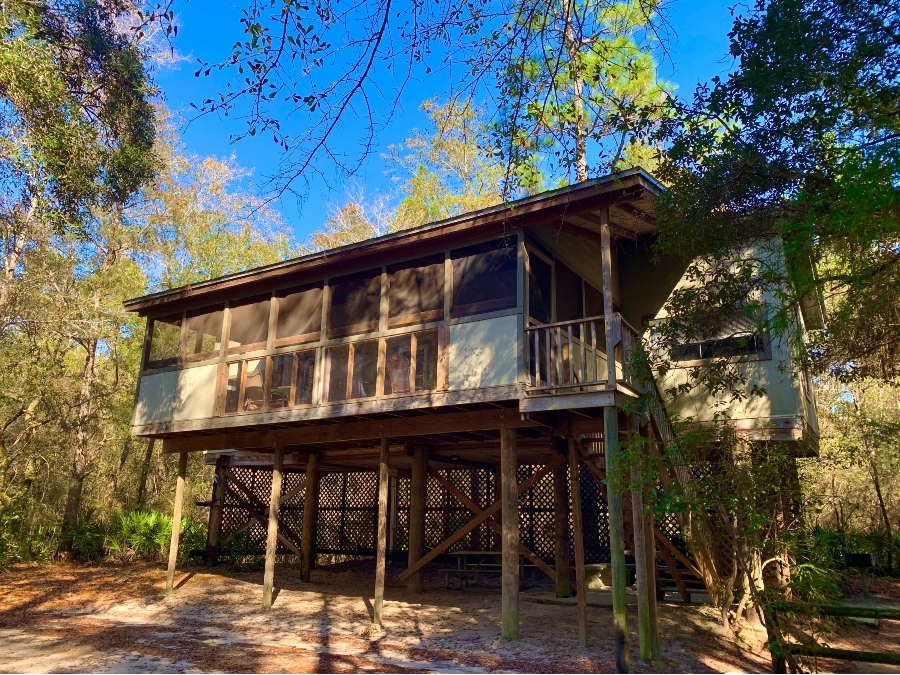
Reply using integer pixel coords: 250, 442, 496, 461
105, 510, 172, 560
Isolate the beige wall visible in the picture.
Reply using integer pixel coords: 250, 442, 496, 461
133, 363, 218, 425
448, 314, 520, 390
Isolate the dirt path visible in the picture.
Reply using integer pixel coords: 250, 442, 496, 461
3, 559, 887, 673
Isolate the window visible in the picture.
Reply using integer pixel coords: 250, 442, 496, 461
269, 354, 293, 409
527, 249, 552, 325
450, 237, 517, 318
387, 254, 444, 327
585, 282, 604, 318
185, 305, 224, 361
328, 270, 381, 338
670, 308, 766, 362
146, 313, 182, 368
227, 295, 271, 354
555, 261, 584, 326
325, 340, 378, 401
275, 283, 323, 347
384, 330, 439, 394
243, 358, 266, 411
223, 361, 243, 414
294, 350, 316, 405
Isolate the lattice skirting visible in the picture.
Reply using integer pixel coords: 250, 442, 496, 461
217, 465, 684, 563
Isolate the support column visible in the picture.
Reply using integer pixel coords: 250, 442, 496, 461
631, 466, 652, 661
407, 445, 428, 594
205, 455, 229, 566
500, 426, 520, 640
601, 213, 630, 673
645, 507, 661, 659
568, 438, 588, 647
262, 445, 284, 609
301, 453, 320, 582
165, 451, 188, 594
374, 437, 390, 625
553, 458, 571, 598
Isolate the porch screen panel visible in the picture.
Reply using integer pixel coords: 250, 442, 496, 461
275, 283, 323, 346
227, 294, 270, 354
146, 313, 182, 368
450, 237, 517, 318
527, 252, 552, 324
387, 254, 444, 327
185, 305, 224, 360
328, 269, 381, 338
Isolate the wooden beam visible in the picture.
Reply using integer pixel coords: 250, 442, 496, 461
162, 408, 538, 454
653, 526, 702, 578
408, 446, 428, 594
552, 458, 571, 598
500, 427, 520, 640
262, 445, 284, 609
568, 438, 588, 647
645, 508, 661, 659
428, 470, 557, 583
165, 452, 188, 594
601, 211, 630, 675
398, 454, 566, 582
373, 437, 390, 626
301, 453, 320, 582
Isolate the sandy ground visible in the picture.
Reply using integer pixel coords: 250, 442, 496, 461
0, 560, 896, 673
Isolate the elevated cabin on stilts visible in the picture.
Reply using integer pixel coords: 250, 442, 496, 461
124, 168, 820, 668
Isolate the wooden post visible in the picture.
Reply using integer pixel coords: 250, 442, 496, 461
631, 466, 652, 661
301, 452, 320, 582
500, 426, 520, 640
262, 445, 284, 609
568, 438, 588, 647
165, 451, 188, 594
205, 455, 229, 566
408, 445, 428, 594
374, 437, 390, 626
553, 459, 571, 598
645, 507, 661, 659
601, 214, 630, 673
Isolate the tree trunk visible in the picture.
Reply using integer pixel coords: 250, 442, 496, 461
61, 338, 98, 538
562, 0, 588, 182
136, 438, 156, 508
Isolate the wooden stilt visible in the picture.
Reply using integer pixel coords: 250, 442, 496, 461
500, 426, 520, 640
205, 455, 228, 566
373, 437, 390, 626
553, 457, 571, 598
600, 213, 630, 673
631, 464, 652, 661
568, 437, 588, 647
407, 445, 428, 594
262, 445, 284, 609
645, 507, 661, 659
301, 452, 320, 582
165, 451, 188, 594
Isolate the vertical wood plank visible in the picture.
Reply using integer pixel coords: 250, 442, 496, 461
408, 445, 428, 594
443, 252, 453, 319
409, 332, 418, 393
262, 445, 284, 609
556, 326, 563, 386
437, 326, 450, 390
376, 337, 387, 397
289, 352, 298, 407
568, 438, 588, 646
500, 426, 520, 640
580, 322, 587, 385
165, 450, 188, 594
552, 458, 571, 598
533, 330, 541, 387
567, 325, 575, 385
545, 328, 552, 387
373, 437, 390, 625
346, 342, 355, 400
301, 452, 320, 582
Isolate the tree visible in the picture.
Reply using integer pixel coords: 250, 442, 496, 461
192, 0, 670, 195
651, 0, 900, 380
494, 0, 669, 184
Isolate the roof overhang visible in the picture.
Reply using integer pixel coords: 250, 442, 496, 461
124, 168, 663, 316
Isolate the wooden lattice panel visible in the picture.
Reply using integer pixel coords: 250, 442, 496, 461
315, 471, 378, 554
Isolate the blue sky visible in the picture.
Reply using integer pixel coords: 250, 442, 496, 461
155, 0, 736, 242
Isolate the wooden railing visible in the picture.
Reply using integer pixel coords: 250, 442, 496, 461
526, 315, 608, 393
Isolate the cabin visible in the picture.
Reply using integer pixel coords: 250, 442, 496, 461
124, 168, 820, 660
